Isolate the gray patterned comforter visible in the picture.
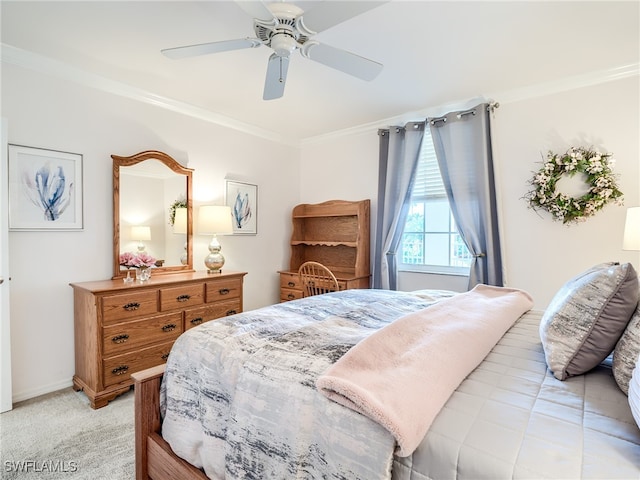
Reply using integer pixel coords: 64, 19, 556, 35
160, 289, 453, 480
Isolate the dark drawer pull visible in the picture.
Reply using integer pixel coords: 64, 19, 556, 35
225, 309, 237, 316
162, 323, 177, 332
176, 294, 191, 302
190, 317, 203, 325
219, 288, 230, 295
123, 302, 140, 311
111, 334, 129, 344
287, 281, 295, 287
287, 293, 295, 300
111, 365, 129, 376
161, 353, 170, 361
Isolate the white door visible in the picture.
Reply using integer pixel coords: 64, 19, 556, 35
0, 118, 12, 412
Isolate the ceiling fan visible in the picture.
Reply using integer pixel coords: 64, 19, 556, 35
161, 1, 386, 100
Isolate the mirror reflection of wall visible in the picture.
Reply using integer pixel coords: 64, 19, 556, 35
119, 162, 187, 266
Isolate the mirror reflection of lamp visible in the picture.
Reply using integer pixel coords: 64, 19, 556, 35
198, 205, 233, 274
131, 225, 151, 252
173, 207, 188, 265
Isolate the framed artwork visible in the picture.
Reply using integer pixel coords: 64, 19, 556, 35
225, 180, 257, 235
8, 145, 83, 230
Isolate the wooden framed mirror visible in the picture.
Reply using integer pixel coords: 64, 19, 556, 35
112, 150, 194, 279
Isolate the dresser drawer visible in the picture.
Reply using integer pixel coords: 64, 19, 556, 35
184, 300, 240, 330
103, 341, 174, 387
281, 288, 303, 302
206, 277, 242, 303
280, 272, 301, 290
102, 290, 158, 325
208, 299, 241, 320
159, 283, 204, 311
102, 312, 183, 356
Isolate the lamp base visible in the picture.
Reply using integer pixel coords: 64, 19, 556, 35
180, 242, 187, 265
204, 235, 225, 274
205, 255, 224, 274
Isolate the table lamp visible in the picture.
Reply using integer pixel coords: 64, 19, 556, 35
198, 205, 233, 273
623, 206, 640, 252
131, 225, 151, 252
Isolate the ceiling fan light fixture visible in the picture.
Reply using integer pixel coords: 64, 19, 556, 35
270, 32, 297, 57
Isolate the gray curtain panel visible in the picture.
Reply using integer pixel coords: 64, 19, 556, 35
429, 103, 504, 288
373, 122, 424, 289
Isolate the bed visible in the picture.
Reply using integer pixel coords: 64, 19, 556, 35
133, 266, 640, 480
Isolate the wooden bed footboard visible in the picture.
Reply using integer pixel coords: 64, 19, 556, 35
132, 365, 208, 480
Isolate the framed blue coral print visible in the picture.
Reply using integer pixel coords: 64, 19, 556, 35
225, 180, 257, 235
8, 145, 83, 230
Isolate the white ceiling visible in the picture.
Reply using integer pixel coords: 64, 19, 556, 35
2, 1, 639, 144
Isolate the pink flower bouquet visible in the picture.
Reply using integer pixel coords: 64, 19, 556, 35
119, 252, 137, 269
132, 252, 156, 269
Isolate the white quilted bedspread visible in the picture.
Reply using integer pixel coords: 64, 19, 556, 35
392, 310, 640, 480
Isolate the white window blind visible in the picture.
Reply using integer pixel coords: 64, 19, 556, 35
412, 130, 446, 199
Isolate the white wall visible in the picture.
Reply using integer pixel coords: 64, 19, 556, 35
2, 63, 300, 401
300, 76, 640, 309
494, 76, 640, 308
3, 62, 639, 403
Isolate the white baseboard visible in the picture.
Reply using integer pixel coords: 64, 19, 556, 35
12, 378, 74, 404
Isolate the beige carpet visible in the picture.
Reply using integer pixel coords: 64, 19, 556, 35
0, 387, 134, 479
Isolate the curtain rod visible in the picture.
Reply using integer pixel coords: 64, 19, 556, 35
382, 101, 500, 131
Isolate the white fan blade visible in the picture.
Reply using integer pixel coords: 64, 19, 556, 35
263, 53, 290, 100
300, 1, 388, 34
162, 38, 261, 59
303, 42, 382, 81
235, 1, 277, 23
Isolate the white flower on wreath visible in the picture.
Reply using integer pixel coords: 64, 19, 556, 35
524, 146, 624, 225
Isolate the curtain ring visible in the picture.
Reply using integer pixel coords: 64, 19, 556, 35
472, 253, 486, 258
457, 110, 476, 119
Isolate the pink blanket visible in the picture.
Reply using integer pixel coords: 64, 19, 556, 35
316, 284, 533, 456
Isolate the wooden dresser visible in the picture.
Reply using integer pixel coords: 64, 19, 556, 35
279, 199, 370, 302
70, 270, 246, 408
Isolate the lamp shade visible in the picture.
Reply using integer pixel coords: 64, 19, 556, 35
198, 205, 233, 235
173, 207, 187, 234
131, 225, 151, 241
623, 207, 640, 251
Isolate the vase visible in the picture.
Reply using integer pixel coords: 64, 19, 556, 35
137, 267, 151, 282
123, 270, 133, 283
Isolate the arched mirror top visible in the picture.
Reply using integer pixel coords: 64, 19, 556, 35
112, 150, 194, 280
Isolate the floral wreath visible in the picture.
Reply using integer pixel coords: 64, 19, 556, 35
168, 196, 187, 227
524, 146, 623, 225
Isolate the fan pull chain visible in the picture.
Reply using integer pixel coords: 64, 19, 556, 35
279, 57, 285, 83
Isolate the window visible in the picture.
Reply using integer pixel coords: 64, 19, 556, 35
400, 129, 472, 274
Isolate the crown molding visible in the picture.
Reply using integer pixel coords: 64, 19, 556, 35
2, 43, 637, 148
300, 63, 640, 146
0, 43, 297, 147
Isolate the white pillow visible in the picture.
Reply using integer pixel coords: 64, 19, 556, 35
628, 355, 640, 430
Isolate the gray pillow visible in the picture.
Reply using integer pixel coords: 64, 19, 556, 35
539, 262, 639, 380
613, 302, 640, 394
